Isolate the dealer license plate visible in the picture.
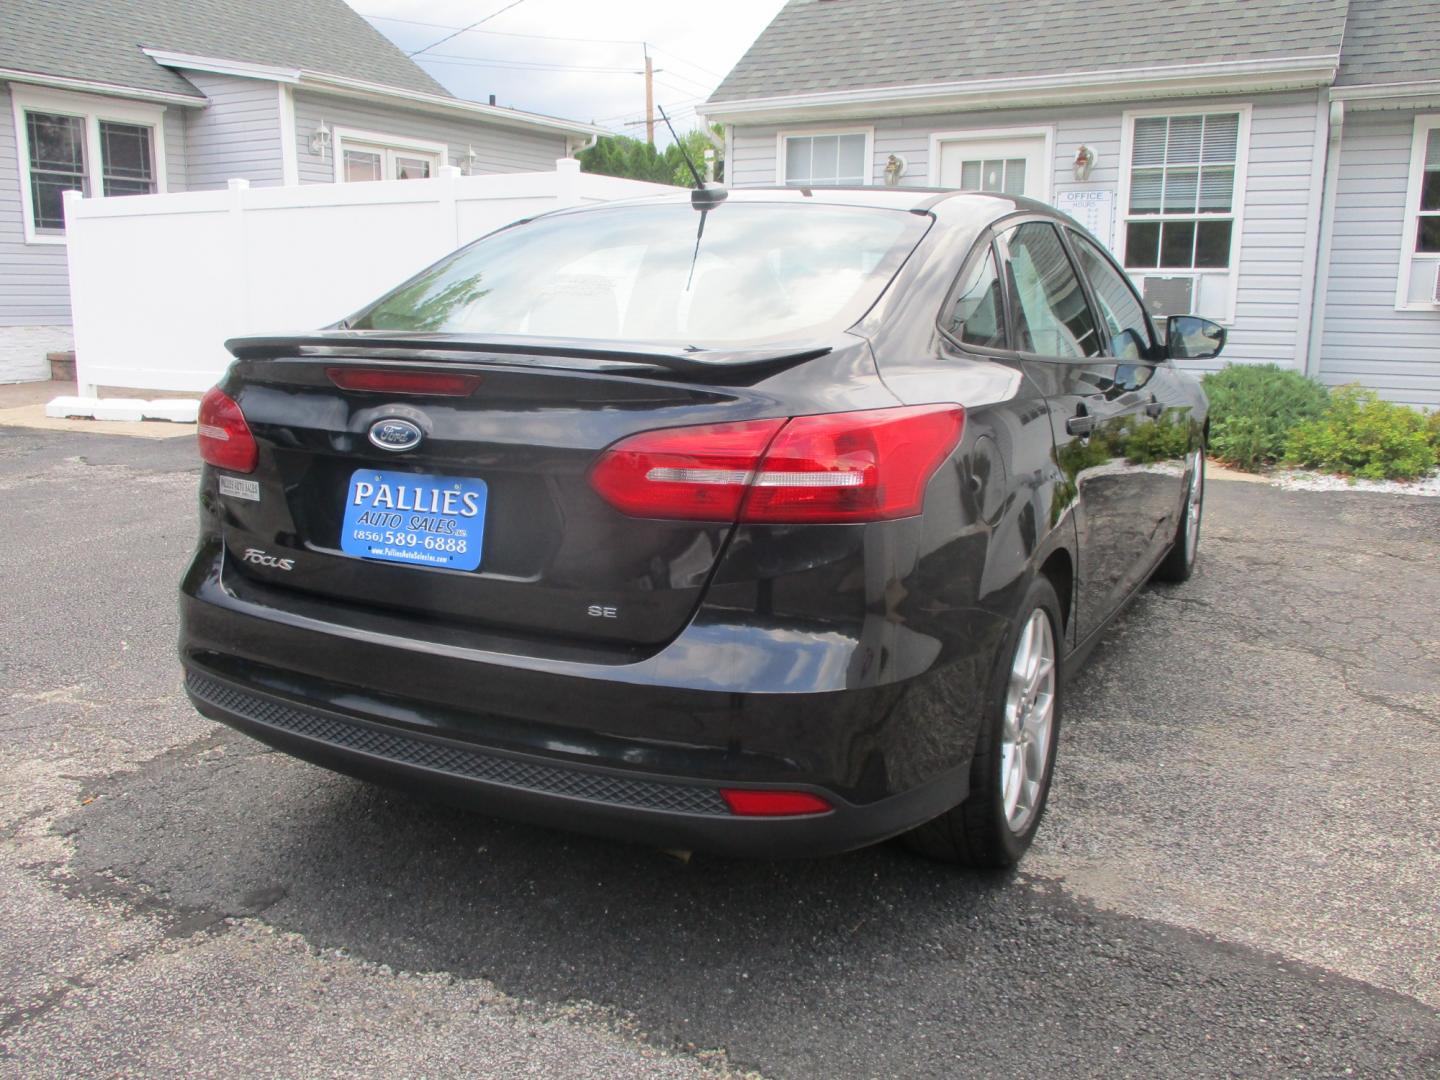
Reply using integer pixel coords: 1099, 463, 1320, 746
340, 469, 486, 571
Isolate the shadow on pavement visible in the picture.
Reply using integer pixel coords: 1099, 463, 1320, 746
63, 738, 1439, 1080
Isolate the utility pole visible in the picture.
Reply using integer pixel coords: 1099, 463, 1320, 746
643, 44, 655, 146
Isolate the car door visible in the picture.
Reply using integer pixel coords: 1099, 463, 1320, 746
995, 218, 1158, 640
1066, 228, 1189, 568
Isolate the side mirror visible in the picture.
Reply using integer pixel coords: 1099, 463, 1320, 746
1166, 315, 1226, 361
1110, 327, 1148, 362
1114, 362, 1154, 392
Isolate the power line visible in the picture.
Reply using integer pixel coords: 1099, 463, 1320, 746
366, 12, 643, 46
652, 78, 710, 100
649, 45, 727, 81
406, 0, 529, 58
425, 49, 628, 68
364, 12, 725, 85
651, 70, 715, 95
418, 53, 640, 74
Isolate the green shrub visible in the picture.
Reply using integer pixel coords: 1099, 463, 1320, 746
1285, 386, 1436, 480
1120, 413, 1192, 464
1427, 408, 1440, 467
1201, 363, 1330, 471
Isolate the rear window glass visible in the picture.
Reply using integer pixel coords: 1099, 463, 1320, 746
349, 202, 930, 346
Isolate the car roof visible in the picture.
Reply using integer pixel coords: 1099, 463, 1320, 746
579, 186, 1054, 217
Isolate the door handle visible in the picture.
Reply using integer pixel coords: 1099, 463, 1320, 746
1066, 413, 1095, 436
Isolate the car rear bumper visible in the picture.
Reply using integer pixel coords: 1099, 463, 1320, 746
180, 541, 997, 856
182, 667, 967, 857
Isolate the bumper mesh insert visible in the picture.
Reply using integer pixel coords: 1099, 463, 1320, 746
185, 672, 730, 816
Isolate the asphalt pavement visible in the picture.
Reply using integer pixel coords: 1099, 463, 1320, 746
1, 424, 1437, 1078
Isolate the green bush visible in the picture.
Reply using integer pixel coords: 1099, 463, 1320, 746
1285, 386, 1436, 480
1427, 409, 1440, 467
1201, 363, 1330, 471
1119, 413, 1192, 465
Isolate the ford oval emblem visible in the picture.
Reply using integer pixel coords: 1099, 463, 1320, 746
368, 418, 423, 452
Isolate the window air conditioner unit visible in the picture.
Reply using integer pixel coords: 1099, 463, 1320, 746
1142, 276, 1194, 318
1142, 277, 1195, 339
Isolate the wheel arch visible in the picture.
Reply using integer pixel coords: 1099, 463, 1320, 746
1037, 547, 1074, 641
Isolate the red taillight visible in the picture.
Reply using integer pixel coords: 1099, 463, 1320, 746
325, 367, 482, 397
197, 387, 257, 473
720, 789, 833, 816
589, 418, 786, 522
589, 405, 963, 524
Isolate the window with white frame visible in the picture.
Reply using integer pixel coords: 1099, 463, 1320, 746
334, 130, 445, 183
780, 131, 869, 186
11, 87, 164, 241
1122, 112, 1241, 271
1414, 125, 1440, 255
1411, 128, 1434, 253
1398, 116, 1440, 309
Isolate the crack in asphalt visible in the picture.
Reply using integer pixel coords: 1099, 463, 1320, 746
37, 722, 1440, 1080
3, 427, 1437, 1078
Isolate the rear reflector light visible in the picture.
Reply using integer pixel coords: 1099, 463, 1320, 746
197, 387, 257, 474
326, 367, 482, 397
589, 405, 963, 524
720, 789, 833, 817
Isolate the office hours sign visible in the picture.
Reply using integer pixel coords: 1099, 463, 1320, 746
1055, 189, 1116, 251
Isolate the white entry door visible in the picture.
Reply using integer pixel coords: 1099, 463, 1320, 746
934, 131, 1050, 200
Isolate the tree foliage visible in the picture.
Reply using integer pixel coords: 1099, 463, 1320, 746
578, 125, 725, 186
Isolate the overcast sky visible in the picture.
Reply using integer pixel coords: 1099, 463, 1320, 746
343, 1, 787, 139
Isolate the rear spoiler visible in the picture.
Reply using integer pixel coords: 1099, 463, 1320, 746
225, 332, 832, 385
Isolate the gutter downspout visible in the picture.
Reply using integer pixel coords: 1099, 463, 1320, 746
1304, 98, 1344, 377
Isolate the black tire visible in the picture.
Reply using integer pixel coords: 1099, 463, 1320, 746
902, 576, 1064, 868
1154, 448, 1204, 584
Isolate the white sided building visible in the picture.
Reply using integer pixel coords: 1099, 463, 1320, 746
702, 0, 1440, 408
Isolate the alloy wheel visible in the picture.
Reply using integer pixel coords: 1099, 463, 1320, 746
1000, 608, 1057, 834
1184, 450, 1204, 565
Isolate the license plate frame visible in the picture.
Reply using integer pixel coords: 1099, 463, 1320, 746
340, 468, 486, 571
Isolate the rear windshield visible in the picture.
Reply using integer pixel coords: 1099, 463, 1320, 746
348, 201, 930, 347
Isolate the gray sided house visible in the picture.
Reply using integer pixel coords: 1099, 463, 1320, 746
702, 0, 1440, 408
0, 0, 605, 382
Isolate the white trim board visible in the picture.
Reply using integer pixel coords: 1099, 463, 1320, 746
1396, 114, 1440, 312
1113, 103, 1253, 325
278, 84, 299, 186
1331, 80, 1440, 108
9, 84, 168, 245
141, 49, 299, 84
142, 49, 609, 139
0, 67, 203, 107
703, 56, 1337, 123
925, 125, 1056, 202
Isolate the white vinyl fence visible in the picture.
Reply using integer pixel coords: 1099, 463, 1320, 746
63, 160, 674, 394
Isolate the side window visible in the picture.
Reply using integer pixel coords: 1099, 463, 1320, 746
1001, 221, 1101, 358
1068, 231, 1151, 360
945, 245, 1006, 348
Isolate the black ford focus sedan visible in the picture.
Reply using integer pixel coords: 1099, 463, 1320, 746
180, 186, 1217, 867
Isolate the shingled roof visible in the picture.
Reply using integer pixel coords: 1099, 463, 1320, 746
1, 0, 449, 100
1336, 0, 1440, 86
709, 0, 1351, 104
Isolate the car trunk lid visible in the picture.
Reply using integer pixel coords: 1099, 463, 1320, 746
213, 337, 842, 648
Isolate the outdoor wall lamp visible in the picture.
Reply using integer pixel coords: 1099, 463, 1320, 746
308, 122, 332, 158
1072, 144, 1097, 182
884, 153, 908, 186
464, 145, 481, 174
